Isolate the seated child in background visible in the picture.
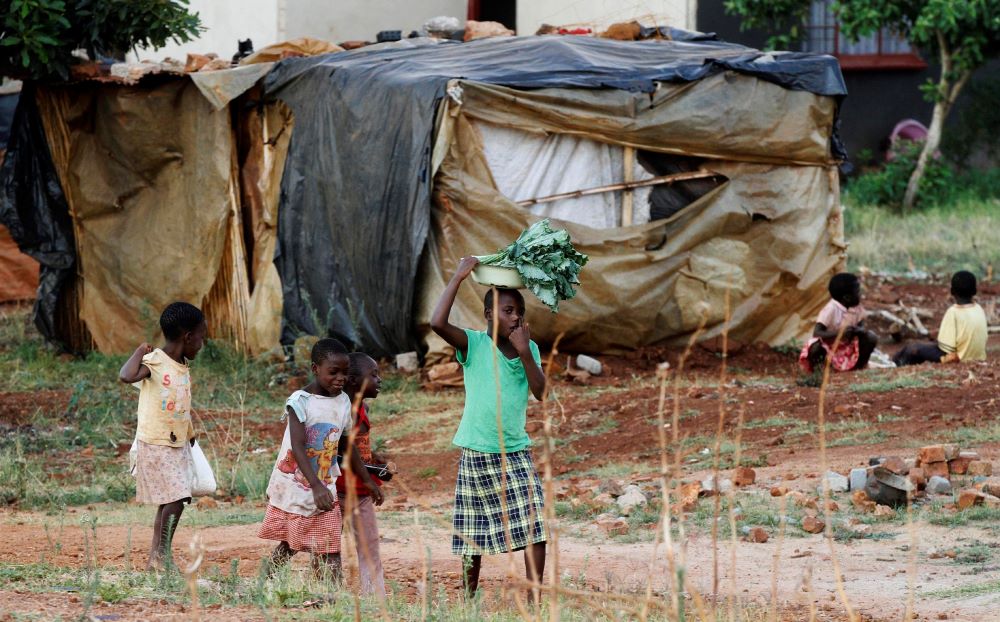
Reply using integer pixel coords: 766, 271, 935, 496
258, 338, 383, 581
893, 271, 988, 366
799, 272, 878, 373
119, 302, 207, 571
336, 352, 388, 598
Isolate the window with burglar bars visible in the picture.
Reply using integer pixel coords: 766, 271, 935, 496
803, 0, 926, 70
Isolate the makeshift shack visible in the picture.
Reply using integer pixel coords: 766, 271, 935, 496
0, 65, 289, 353
1, 33, 849, 359
264, 34, 848, 358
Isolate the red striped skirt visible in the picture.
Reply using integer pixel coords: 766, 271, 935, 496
257, 504, 342, 554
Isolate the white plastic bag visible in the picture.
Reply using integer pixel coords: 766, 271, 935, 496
189, 440, 217, 497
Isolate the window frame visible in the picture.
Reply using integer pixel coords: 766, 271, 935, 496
805, 3, 927, 72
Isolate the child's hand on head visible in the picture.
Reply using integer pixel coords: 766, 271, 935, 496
312, 485, 336, 512
509, 323, 531, 354
455, 256, 480, 281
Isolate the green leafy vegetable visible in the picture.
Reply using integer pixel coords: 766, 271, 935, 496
476, 219, 588, 313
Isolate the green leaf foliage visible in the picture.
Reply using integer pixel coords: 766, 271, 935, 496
476, 219, 589, 313
1, 0, 203, 80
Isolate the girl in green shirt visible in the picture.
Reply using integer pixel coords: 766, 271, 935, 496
431, 256, 547, 603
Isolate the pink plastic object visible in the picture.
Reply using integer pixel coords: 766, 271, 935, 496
886, 119, 928, 161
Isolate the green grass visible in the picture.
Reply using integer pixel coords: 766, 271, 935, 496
926, 578, 1000, 600
847, 375, 930, 393
844, 197, 1000, 275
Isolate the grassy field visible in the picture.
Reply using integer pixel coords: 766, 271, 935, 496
844, 197, 1000, 275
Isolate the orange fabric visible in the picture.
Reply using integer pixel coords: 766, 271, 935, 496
0, 223, 38, 302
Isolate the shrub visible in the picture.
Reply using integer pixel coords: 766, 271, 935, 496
846, 141, 955, 210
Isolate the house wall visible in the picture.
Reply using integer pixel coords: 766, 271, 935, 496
132, 0, 281, 61
285, 0, 467, 43
517, 0, 693, 34
697, 0, 1000, 166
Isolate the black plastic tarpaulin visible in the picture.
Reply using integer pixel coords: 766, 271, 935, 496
264, 34, 847, 356
0, 84, 75, 347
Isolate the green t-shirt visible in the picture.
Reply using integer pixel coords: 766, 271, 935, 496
452, 329, 541, 454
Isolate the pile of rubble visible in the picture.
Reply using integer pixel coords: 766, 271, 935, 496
857, 444, 997, 510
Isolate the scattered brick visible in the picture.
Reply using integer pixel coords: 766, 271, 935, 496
958, 489, 986, 510
968, 462, 993, 477
852, 490, 877, 513
770, 486, 789, 497
942, 444, 961, 461
745, 526, 769, 543
908, 467, 926, 489
883, 457, 909, 475
874, 504, 895, 518
733, 467, 756, 487
801, 515, 826, 534
924, 461, 950, 479
948, 457, 972, 475
919, 445, 947, 464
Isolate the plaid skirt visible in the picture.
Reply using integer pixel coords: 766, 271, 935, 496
452, 448, 546, 556
257, 504, 342, 554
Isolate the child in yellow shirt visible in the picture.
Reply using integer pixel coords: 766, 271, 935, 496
893, 271, 988, 366
118, 302, 207, 570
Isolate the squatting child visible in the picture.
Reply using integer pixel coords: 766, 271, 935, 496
892, 271, 988, 366
336, 352, 389, 597
258, 338, 383, 580
799, 272, 878, 373
431, 256, 547, 602
119, 302, 207, 571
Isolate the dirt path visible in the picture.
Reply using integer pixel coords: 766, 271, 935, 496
1, 501, 996, 621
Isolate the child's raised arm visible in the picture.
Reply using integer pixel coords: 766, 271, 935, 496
288, 409, 335, 511
430, 256, 479, 357
119, 343, 153, 383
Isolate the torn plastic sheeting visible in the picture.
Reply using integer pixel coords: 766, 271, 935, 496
415, 109, 845, 360
264, 35, 847, 356
189, 62, 274, 110
0, 84, 76, 346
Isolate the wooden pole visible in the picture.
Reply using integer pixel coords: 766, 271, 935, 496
621, 146, 635, 226
516, 169, 719, 207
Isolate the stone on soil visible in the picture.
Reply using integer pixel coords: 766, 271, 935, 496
926, 476, 952, 495
882, 457, 909, 475
801, 515, 825, 534
616, 485, 648, 515
849, 468, 869, 492
733, 467, 756, 487
744, 526, 769, 543
823, 471, 849, 493
958, 489, 985, 510
595, 515, 629, 536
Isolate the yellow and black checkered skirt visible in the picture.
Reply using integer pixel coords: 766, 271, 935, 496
452, 448, 547, 556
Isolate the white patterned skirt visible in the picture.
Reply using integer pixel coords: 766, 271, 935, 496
135, 440, 192, 505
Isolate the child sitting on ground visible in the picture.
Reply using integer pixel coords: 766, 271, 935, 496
892, 271, 988, 366
336, 352, 389, 597
431, 256, 547, 603
118, 302, 207, 571
799, 272, 878, 373
258, 338, 382, 580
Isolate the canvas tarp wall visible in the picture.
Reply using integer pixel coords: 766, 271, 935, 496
417, 78, 845, 358
15, 73, 289, 354
264, 35, 847, 357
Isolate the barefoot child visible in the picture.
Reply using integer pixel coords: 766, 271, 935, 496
430, 256, 547, 601
258, 338, 382, 580
119, 302, 207, 570
336, 352, 388, 597
893, 271, 988, 366
799, 272, 878, 373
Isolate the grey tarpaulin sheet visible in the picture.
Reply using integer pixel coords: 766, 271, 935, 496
0, 83, 75, 346
264, 34, 848, 356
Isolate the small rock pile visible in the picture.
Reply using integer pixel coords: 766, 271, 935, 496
856, 444, 995, 509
